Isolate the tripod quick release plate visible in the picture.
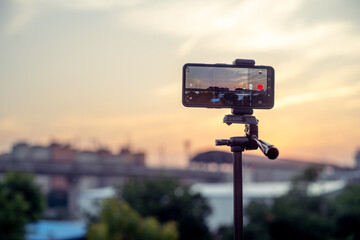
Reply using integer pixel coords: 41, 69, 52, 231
223, 115, 258, 125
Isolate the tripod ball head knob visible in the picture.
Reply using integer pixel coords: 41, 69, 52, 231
252, 136, 279, 160
266, 147, 279, 160
215, 139, 230, 146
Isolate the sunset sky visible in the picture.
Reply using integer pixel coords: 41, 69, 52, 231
0, 0, 359, 167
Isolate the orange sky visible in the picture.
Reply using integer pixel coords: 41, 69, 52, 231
0, 0, 359, 167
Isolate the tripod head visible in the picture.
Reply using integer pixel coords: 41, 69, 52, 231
216, 108, 279, 160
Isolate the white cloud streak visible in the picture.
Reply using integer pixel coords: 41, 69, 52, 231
4, 0, 143, 35
276, 82, 360, 109
155, 82, 179, 97
4, 1, 38, 35
116, 0, 360, 57
5, 0, 360, 59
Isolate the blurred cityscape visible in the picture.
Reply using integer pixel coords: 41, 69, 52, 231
1, 140, 360, 239
1, 0, 359, 238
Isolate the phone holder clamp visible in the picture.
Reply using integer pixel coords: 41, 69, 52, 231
233, 59, 255, 67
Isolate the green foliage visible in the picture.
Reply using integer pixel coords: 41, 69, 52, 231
119, 177, 212, 240
292, 167, 319, 183
215, 225, 233, 240
270, 197, 330, 240
3, 172, 44, 221
87, 198, 178, 240
330, 185, 360, 240
0, 185, 29, 240
288, 166, 319, 198
243, 201, 271, 240
242, 167, 331, 240
241, 167, 360, 240
0, 172, 44, 240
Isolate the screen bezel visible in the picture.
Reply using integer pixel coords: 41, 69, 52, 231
182, 63, 275, 109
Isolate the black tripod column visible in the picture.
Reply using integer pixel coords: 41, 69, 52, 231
232, 146, 244, 240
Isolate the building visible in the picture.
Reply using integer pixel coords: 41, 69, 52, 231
9, 141, 146, 166
356, 149, 360, 169
3, 141, 147, 219
189, 150, 343, 182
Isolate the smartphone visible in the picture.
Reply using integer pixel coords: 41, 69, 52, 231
182, 63, 274, 109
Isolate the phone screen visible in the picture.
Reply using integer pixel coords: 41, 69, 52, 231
183, 64, 274, 109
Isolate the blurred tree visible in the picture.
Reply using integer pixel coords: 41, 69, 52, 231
0, 184, 29, 240
3, 172, 44, 221
87, 198, 178, 240
269, 167, 331, 240
215, 225, 233, 240
330, 184, 360, 240
0, 172, 44, 240
244, 167, 332, 240
269, 196, 330, 240
243, 201, 271, 240
219, 167, 360, 240
119, 177, 212, 240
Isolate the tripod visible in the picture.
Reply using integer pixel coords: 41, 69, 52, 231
216, 108, 279, 240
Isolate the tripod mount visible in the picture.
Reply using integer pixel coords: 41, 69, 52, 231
215, 108, 279, 240
216, 108, 279, 159
214, 56, 278, 240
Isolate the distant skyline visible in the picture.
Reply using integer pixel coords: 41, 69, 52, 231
0, 0, 359, 167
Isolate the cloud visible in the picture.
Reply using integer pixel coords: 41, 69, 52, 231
211, 22, 351, 52
275, 82, 360, 109
0, 117, 25, 132
3, 0, 143, 35
155, 82, 179, 97
6, 0, 360, 59
118, 0, 306, 54
117, 0, 360, 57
4, 1, 39, 35
65, 0, 144, 10
345, 99, 360, 110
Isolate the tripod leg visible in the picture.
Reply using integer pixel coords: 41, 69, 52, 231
233, 149, 243, 240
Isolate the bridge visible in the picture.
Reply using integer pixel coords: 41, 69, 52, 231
0, 160, 230, 182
